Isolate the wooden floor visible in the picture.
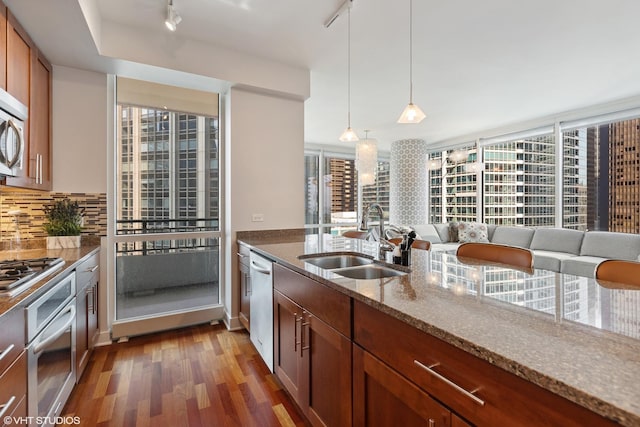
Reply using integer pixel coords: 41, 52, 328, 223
61, 323, 306, 427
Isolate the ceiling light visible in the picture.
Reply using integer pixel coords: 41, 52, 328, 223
356, 130, 378, 185
165, 0, 182, 32
397, 0, 425, 124
339, 2, 359, 142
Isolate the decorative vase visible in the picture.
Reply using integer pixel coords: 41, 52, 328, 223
47, 236, 81, 249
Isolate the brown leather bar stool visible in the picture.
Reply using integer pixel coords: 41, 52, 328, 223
595, 259, 640, 288
457, 242, 533, 271
342, 230, 369, 240
389, 238, 431, 251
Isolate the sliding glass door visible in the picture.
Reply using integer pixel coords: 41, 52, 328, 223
112, 82, 222, 339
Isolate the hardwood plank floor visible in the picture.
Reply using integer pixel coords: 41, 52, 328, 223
62, 323, 307, 427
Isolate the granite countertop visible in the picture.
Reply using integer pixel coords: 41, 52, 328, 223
239, 234, 640, 427
0, 245, 100, 315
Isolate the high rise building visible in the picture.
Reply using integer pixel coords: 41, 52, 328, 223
608, 119, 640, 233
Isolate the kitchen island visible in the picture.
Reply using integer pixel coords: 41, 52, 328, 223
240, 234, 640, 426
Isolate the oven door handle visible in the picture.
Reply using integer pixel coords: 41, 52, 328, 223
33, 304, 75, 355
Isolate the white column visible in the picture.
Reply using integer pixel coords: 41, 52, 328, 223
390, 139, 428, 225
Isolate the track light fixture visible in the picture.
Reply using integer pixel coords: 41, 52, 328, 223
165, 0, 182, 32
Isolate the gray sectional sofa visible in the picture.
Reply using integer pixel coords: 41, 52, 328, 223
410, 223, 640, 278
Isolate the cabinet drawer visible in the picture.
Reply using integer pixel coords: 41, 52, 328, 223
274, 263, 351, 338
238, 243, 250, 267
0, 307, 24, 374
0, 350, 26, 421
76, 251, 99, 291
354, 300, 618, 427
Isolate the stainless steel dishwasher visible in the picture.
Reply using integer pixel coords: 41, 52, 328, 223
249, 251, 273, 371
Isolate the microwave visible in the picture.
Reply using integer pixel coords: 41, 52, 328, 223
0, 88, 27, 177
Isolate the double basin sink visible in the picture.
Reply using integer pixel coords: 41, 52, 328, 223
298, 253, 408, 279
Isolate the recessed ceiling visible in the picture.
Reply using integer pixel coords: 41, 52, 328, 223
7, 0, 640, 151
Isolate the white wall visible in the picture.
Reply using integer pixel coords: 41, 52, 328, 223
224, 87, 304, 328
52, 66, 108, 193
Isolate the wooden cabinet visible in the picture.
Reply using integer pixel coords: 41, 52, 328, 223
353, 344, 451, 427
0, 308, 27, 424
354, 299, 619, 427
0, 5, 7, 90
273, 264, 352, 427
0, 351, 27, 425
75, 251, 100, 381
4, 8, 52, 190
238, 243, 251, 331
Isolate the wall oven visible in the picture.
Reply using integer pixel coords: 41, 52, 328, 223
26, 272, 76, 427
0, 87, 27, 177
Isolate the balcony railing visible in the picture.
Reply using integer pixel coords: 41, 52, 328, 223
116, 218, 219, 235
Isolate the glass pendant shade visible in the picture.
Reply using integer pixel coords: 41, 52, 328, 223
356, 137, 378, 185
427, 158, 442, 170
397, 102, 426, 124
339, 126, 359, 142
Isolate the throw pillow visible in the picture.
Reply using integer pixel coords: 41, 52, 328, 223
457, 221, 489, 243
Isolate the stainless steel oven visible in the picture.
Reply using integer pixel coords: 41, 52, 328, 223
26, 272, 76, 427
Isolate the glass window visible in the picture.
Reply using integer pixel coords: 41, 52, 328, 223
429, 145, 477, 223
483, 135, 555, 226
304, 151, 390, 236
563, 118, 640, 232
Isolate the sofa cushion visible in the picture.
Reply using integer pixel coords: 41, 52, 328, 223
532, 250, 578, 272
430, 242, 461, 252
434, 223, 451, 243
487, 224, 497, 241
490, 226, 535, 248
530, 228, 584, 255
449, 221, 460, 242
580, 231, 640, 260
457, 222, 489, 243
411, 224, 442, 244
561, 255, 608, 278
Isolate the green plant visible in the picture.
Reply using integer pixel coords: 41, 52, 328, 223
43, 199, 84, 236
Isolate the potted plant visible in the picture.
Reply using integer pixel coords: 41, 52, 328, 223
43, 199, 84, 249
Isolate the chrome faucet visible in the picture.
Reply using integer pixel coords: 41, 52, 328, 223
360, 203, 394, 259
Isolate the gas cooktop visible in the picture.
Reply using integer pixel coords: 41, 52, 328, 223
0, 257, 65, 297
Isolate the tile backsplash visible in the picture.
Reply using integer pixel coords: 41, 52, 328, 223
0, 188, 107, 245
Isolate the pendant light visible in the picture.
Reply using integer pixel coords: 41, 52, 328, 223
339, 3, 359, 142
397, 0, 425, 124
356, 130, 378, 185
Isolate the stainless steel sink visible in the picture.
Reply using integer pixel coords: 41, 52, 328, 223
300, 254, 374, 269
332, 264, 407, 279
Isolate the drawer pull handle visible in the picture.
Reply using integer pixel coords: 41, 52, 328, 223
87, 265, 99, 273
0, 344, 14, 362
414, 359, 485, 406
0, 395, 16, 418
237, 253, 248, 258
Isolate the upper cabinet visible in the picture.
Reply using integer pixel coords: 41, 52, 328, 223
3, 8, 52, 191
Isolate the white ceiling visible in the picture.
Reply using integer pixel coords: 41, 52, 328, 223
7, 0, 640, 151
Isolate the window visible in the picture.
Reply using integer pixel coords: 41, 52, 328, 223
562, 117, 640, 232
305, 150, 390, 236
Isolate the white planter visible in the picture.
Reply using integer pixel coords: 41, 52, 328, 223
47, 236, 81, 249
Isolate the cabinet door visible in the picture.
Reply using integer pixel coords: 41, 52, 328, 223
87, 281, 99, 348
353, 345, 451, 427
0, 6, 7, 90
238, 254, 250, 331
28, 49, 52, 190
273, 290, 303, 405
75, 284, 89, 381
302, 312, 352, 427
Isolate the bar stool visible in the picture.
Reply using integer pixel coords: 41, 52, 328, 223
457, 242, 533, 271
595, 259, 640, 288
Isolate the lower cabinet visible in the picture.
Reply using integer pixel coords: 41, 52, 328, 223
353, 344, 450, 427
353, 299, 619, 427
273, 264, 352, 427
238, 243, 250, 331
0, 351, 27, 426
75, 251, 100, 381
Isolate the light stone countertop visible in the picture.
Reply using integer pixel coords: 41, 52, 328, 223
241, 234, 640, 427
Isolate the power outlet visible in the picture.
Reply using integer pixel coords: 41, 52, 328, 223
252, 213, 265, 222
